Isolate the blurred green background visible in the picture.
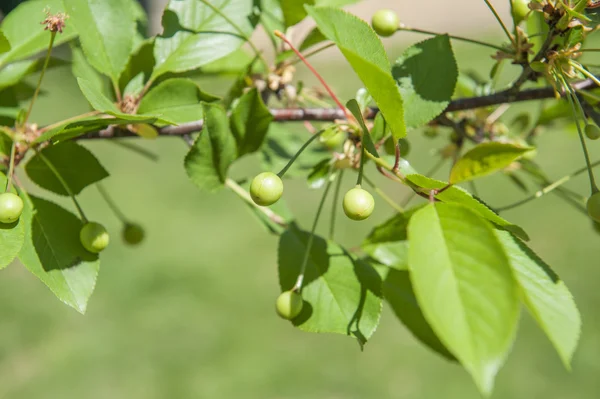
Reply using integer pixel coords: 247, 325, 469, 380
1, 2, 600, 398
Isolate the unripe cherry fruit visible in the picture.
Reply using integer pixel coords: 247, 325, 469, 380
585, 124, 600, 140
343, 186, 375, 221
587, 192, 600, 222
511, 0, 530, 25
0, 192, 24, 224
276, 290, 303, 320
80, 222, 110, 253
122, 223, 145, 246
371, 9, 399, 37
320, 130, 346, 149
250, 172, 283, 206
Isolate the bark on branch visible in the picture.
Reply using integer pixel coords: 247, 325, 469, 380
79, 78, 597, 140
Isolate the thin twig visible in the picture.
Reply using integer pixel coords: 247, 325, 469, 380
497, 159, 600, 212
70, 77, 600, 140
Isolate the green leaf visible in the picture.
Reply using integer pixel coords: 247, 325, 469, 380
63, 0, 136, 84
138, 78, 217, 125
299, 27, 327, 51
362, 207, 425, 270
77, 77, 120, 113
152, 0, 257, 80
281, 0, 314, 27
0, 30, 10, 54
118, 38, 155, 95
34, 115, 156, 143
278, 225, 383, 344
70, 43, 111, 102
257, 0, 285, 48
346, 99, 379, 157
76, 77, 168, 123
230, 88, 273, 157
0, 0, 77, 66
392, 35, 458, 129
0, 59, 37, 91
408, 203, 519, 395
0, 172, 24, 269
184, 103, 236, 192
381, 268, 455, 360
450, 142, 533, 184
17, 194, 99, 313
306, 6, 406, 140
198, 48, 253, 75
406, 173, 529, 241
495, 230, 581, 368
25, 141, 109, 196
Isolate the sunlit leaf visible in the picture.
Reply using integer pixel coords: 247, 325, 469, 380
408, 203, 519, 395
278, 225, 383, 345
184, 103, 236, 192
450, 142, 533, 184
306, 6, 406, 140
25, 141, 109, 196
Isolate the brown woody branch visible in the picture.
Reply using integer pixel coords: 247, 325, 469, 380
79, 78, 598, 140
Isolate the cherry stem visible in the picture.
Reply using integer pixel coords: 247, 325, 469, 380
482, 0, 514, 45
293, 170, 336, 292
274, 30, 352, 120
392, 143, 400, 173
397, 26, 507, 52
401, 158, 446, 207
5, 140, 17, 193
112, 81, 122, 104
35, 149, 88, 222
329, 169, 344, 240
356, 145, 366, 186
363, 174, 404, 213
277, 128, 326, 178
225, 178, 288, 228
496, 159, 600, 212
24, 31, 56, 126
570, 61, 600, 87
559, 70, 599, 193
97, 183, 129, 223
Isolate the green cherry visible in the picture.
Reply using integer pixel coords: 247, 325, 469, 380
587, 192, 600, 222
383, 136, 396, 155
122, 223, 145, 246
80, 222, 110, 253
585, 124, 600, 140
250, 172, 283, 206
371, 9, 399, 37
276, 290, 303, 320
0, 192, 24, 224
343, 186, 375, 221
320, 130, 346, 149
511, 0, 530, 25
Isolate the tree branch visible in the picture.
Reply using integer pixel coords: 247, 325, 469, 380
78, 78, 599, 140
